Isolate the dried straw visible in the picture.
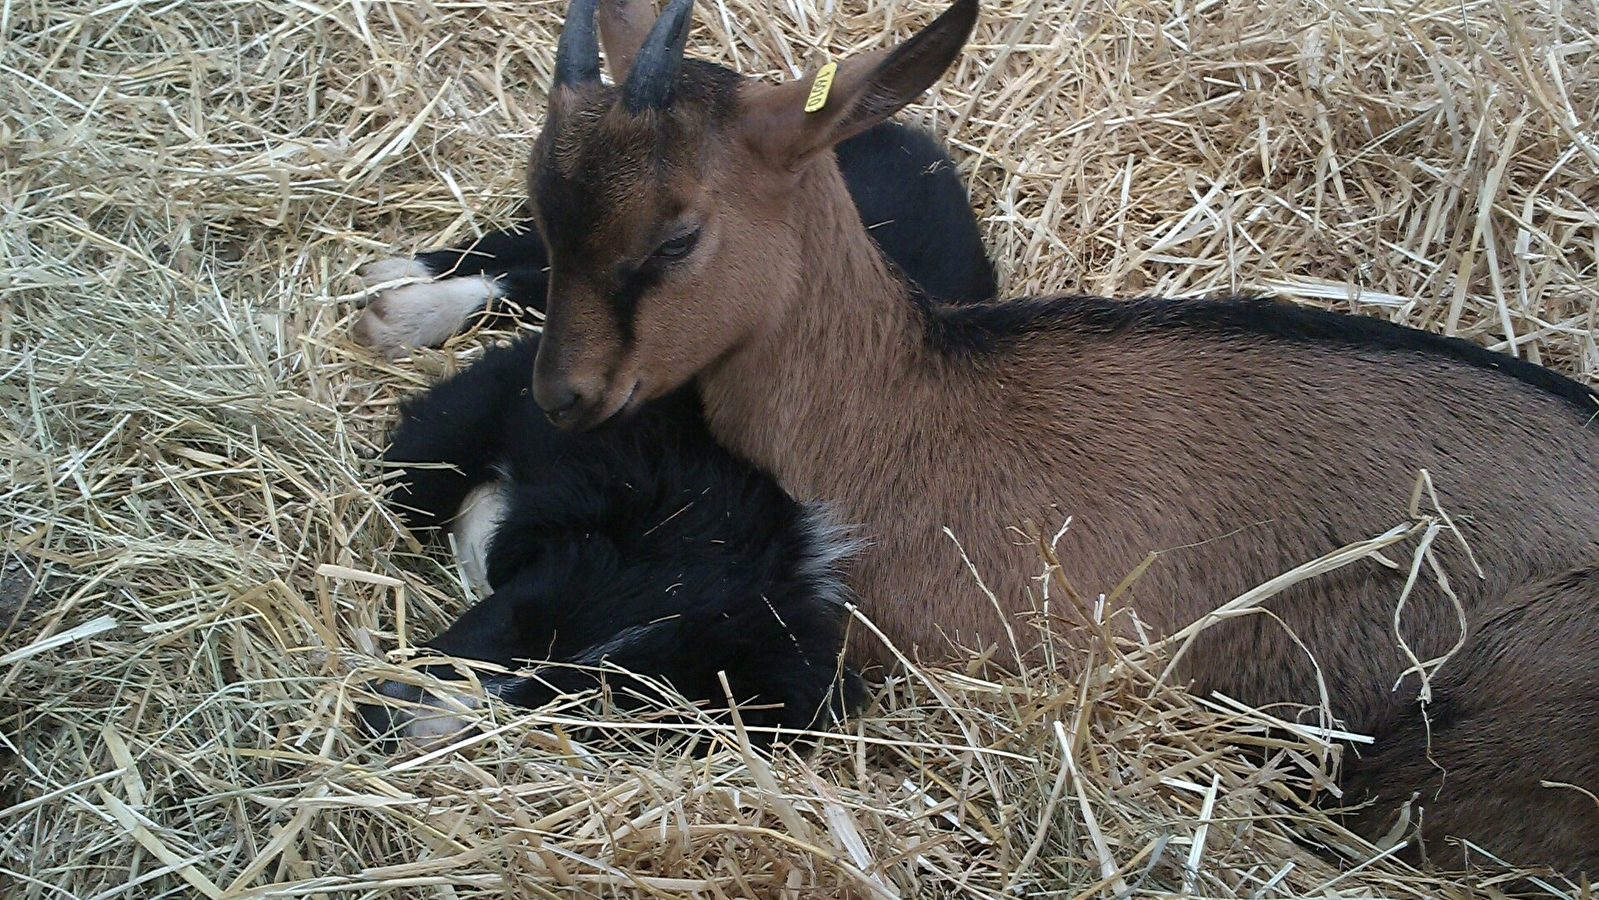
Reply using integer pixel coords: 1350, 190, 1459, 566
2, 0, 1595, 896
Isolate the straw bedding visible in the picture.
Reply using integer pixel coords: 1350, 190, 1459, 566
3, 0, 1596, 896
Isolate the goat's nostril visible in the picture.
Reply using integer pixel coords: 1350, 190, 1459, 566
546, 388, 580, 413
534, 378, 582, 416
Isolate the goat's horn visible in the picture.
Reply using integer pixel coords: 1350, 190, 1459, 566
620, 0, 694, 112
554, 0, 603, 88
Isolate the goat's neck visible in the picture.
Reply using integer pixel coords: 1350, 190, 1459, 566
698, 161, 970, 500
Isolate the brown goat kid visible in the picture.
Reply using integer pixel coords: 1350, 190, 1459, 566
526, 0, 1599, 874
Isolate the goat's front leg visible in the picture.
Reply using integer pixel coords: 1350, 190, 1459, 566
355, 223, 552, 357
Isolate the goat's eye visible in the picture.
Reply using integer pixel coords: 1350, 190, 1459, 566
650, 230, 700, 262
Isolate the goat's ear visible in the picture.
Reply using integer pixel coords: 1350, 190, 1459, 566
741, 0, 977, 170
597, 0, 655, 80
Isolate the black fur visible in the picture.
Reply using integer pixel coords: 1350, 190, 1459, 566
835, 119, 995, 306
408, 117, 997, 319
366, 338, 864, 743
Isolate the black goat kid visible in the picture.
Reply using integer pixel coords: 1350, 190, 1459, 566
360, 339, 867, 746
357, 120, 995, 748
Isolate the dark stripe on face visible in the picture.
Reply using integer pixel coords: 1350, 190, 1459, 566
609, 263, 664, 346
529, 140, 597, 262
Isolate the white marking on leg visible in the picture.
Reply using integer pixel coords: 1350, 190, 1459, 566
354, 268, 505, 358
369, 678, 482, 750
451, 480, 510, 598
400, 691, 482, 747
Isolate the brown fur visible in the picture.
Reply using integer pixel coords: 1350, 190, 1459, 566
527, 0, 1599, 875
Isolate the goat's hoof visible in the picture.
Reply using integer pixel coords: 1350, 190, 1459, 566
356, 678, 484, 753
353, 257, 498, 358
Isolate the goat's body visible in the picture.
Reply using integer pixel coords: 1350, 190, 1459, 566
728, 305, 1599, 686
703, 165, 1599, 703
696, 165, 1599, 866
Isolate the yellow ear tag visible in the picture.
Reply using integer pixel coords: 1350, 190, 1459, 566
804, 62, 837, 114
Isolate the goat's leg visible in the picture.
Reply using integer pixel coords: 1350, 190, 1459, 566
355, 223, 551, 356
1340, 567, 1599, 877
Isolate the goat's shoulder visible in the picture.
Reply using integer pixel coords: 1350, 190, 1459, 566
921, 293, 1599, 413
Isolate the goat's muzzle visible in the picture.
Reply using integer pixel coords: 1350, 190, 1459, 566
534, 368, 637, 432
533, 368, 600, 430
535, 377, 582, 419
533, 336, 637, 431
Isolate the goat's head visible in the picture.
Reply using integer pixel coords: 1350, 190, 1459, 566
528, 0, 978, 430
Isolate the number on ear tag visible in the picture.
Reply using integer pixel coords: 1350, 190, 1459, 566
804, 62, 838, 114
